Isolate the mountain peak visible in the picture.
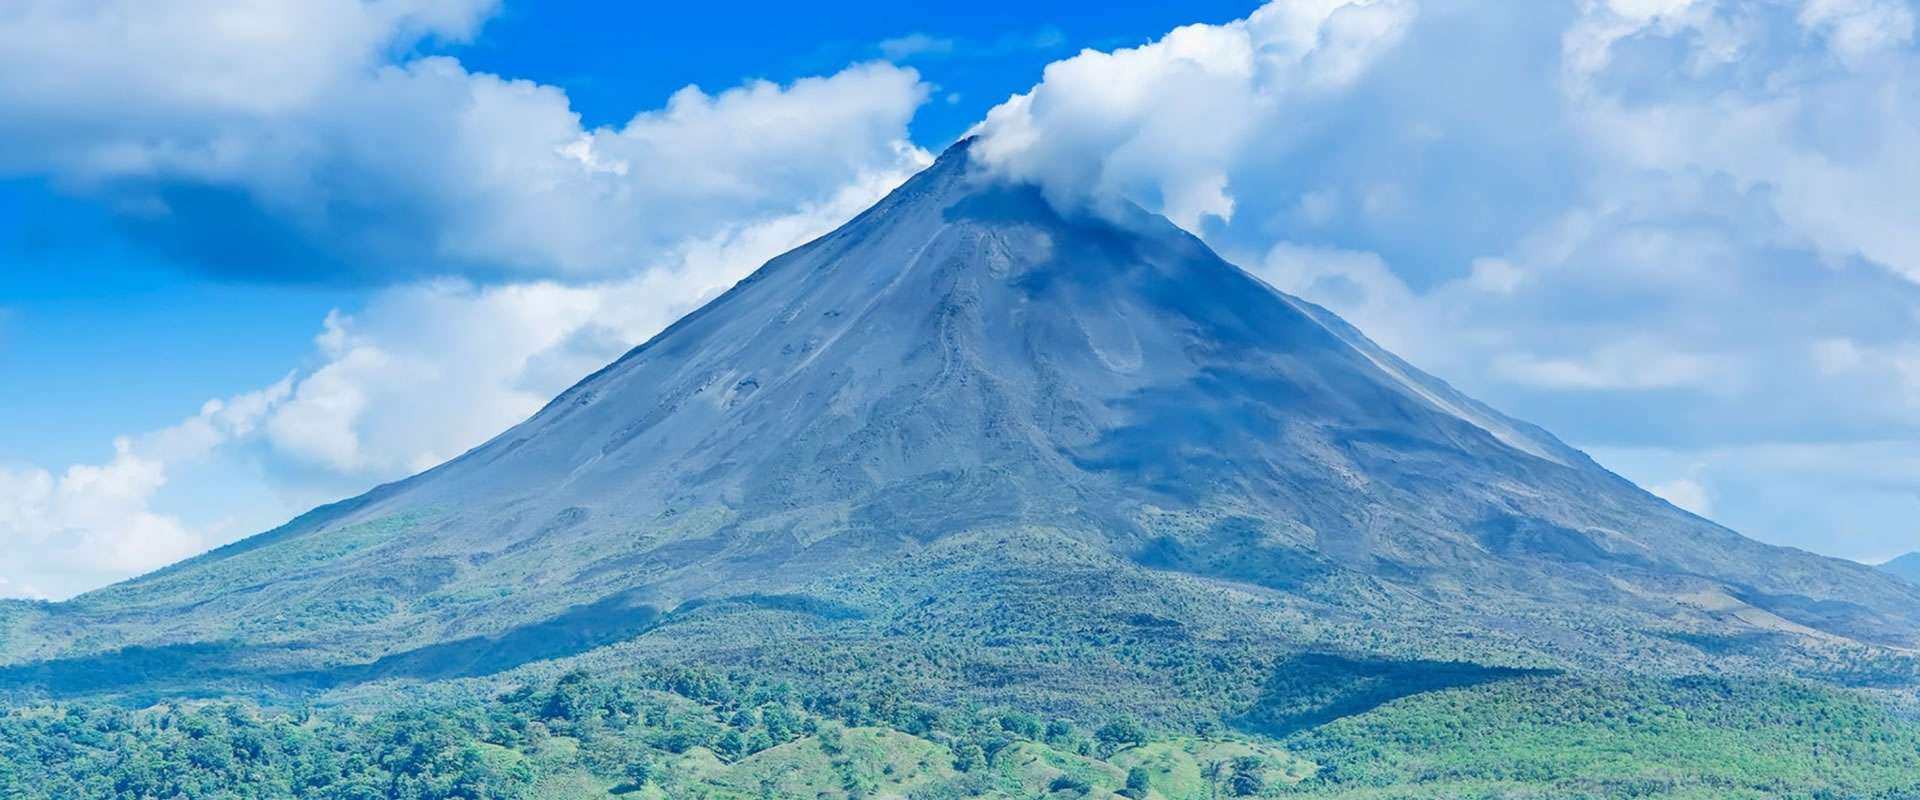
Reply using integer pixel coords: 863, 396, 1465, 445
12, 147, 1920, 693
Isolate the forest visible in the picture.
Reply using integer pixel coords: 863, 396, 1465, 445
7, 665, 1919, 800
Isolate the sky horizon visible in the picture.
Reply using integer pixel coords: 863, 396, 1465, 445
4, 0, 1919, 599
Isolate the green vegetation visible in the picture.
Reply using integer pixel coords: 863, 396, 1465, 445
1283, 675, 1920, 799
5, 667, 1918, 800
10, 531, 1920, 799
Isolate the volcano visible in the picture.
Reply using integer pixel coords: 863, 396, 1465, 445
3, 140, 1915, 707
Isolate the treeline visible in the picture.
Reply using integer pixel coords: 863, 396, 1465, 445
1284, 674, 1920, 799
8, 666, 1920, 799
0, 667, 1162, 799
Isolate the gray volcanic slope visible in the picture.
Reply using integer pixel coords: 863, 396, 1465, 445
4, 140, 1916, 693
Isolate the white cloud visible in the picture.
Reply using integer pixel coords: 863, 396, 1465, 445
1244, 242, 1536, 372
970, 0, 1416, 230
1493, 342, 1724, 391
879, 33, 956, 61
1595, 441, 1920, 561
0, 0, 496, 132
0, 578, 45, 601
14, 0, 1920, 595
0, 378, 291, 599
962, 0, 1920, 560
1812, 337, 1869, 374
1466, 257, 1524, 295
1562, 0, 1728, 82
1649, 476, 1713, 517
266, 286, 602, 475
976, 0, 1920, 406
0, 153, 925, 599
1569, 0, 1920, 284
0, 1, 938, 598
258, 163, 921, 479
1807, 336, 1920, 412
1798, 0, 1916, 65
1249, 242, 1431, 355
0, 1, 929, 282
877, 27, 1066, 63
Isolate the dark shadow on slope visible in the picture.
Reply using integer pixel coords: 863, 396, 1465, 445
0, 591, 872, 701
1134, 516, 1337, 591
1655, 629, 1789, 658
0, 641, 283, 700
292, 590, 869, 686
1470, 514, 1618, 565
669, 593, 870, 622
298, 590, 663, 686
1233, 653, 1553, 738
0, 591, 662, 699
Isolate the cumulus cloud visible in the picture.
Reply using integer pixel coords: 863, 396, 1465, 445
1249, 242, 1434, 358
970, 0, 1417, 230
0, 378, 291, 598
1808, 337, 1920, 415
0, 1, 938, 597
0, 0, 929, 283
1649, 476, 1713, 517
1566, 0, 1920, 282
12, 0, 1920, 594
966, 0, 1920, 560
1493, 343, 1724, 391
0, 155, 924, 599
259, 166, 921, 480
1798, 0, 1916, 65
1561, 0, 1736, 81
1597, 441, 1920, 559
0, 0, 495, 130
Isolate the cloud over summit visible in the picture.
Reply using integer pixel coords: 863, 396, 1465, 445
974, 0, 1920, 560
969, 0, 1416, 231
6, 0, 1920, 594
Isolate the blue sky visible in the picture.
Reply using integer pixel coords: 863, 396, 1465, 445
447, 1, 1257, 139
3, 0, 1919, 598
0, 2, 1243, 463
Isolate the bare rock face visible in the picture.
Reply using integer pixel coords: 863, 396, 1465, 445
7, 140, 1917, 695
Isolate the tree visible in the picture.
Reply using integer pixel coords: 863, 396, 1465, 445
999, 712, 1042, 740
661, 724, 704, 753
952, 742, 985, 773
1095, 719, 1146, 755
542, 670, 596, 722
1204, 759, 1227, 800
761, 705, 795, 743
818, 724, 845, 755
716, 730, 747, 761
524, 721, 551, 753
623, 759, 655, 788
1229, 756, 1264, 797
1124, 766, 1152, 799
